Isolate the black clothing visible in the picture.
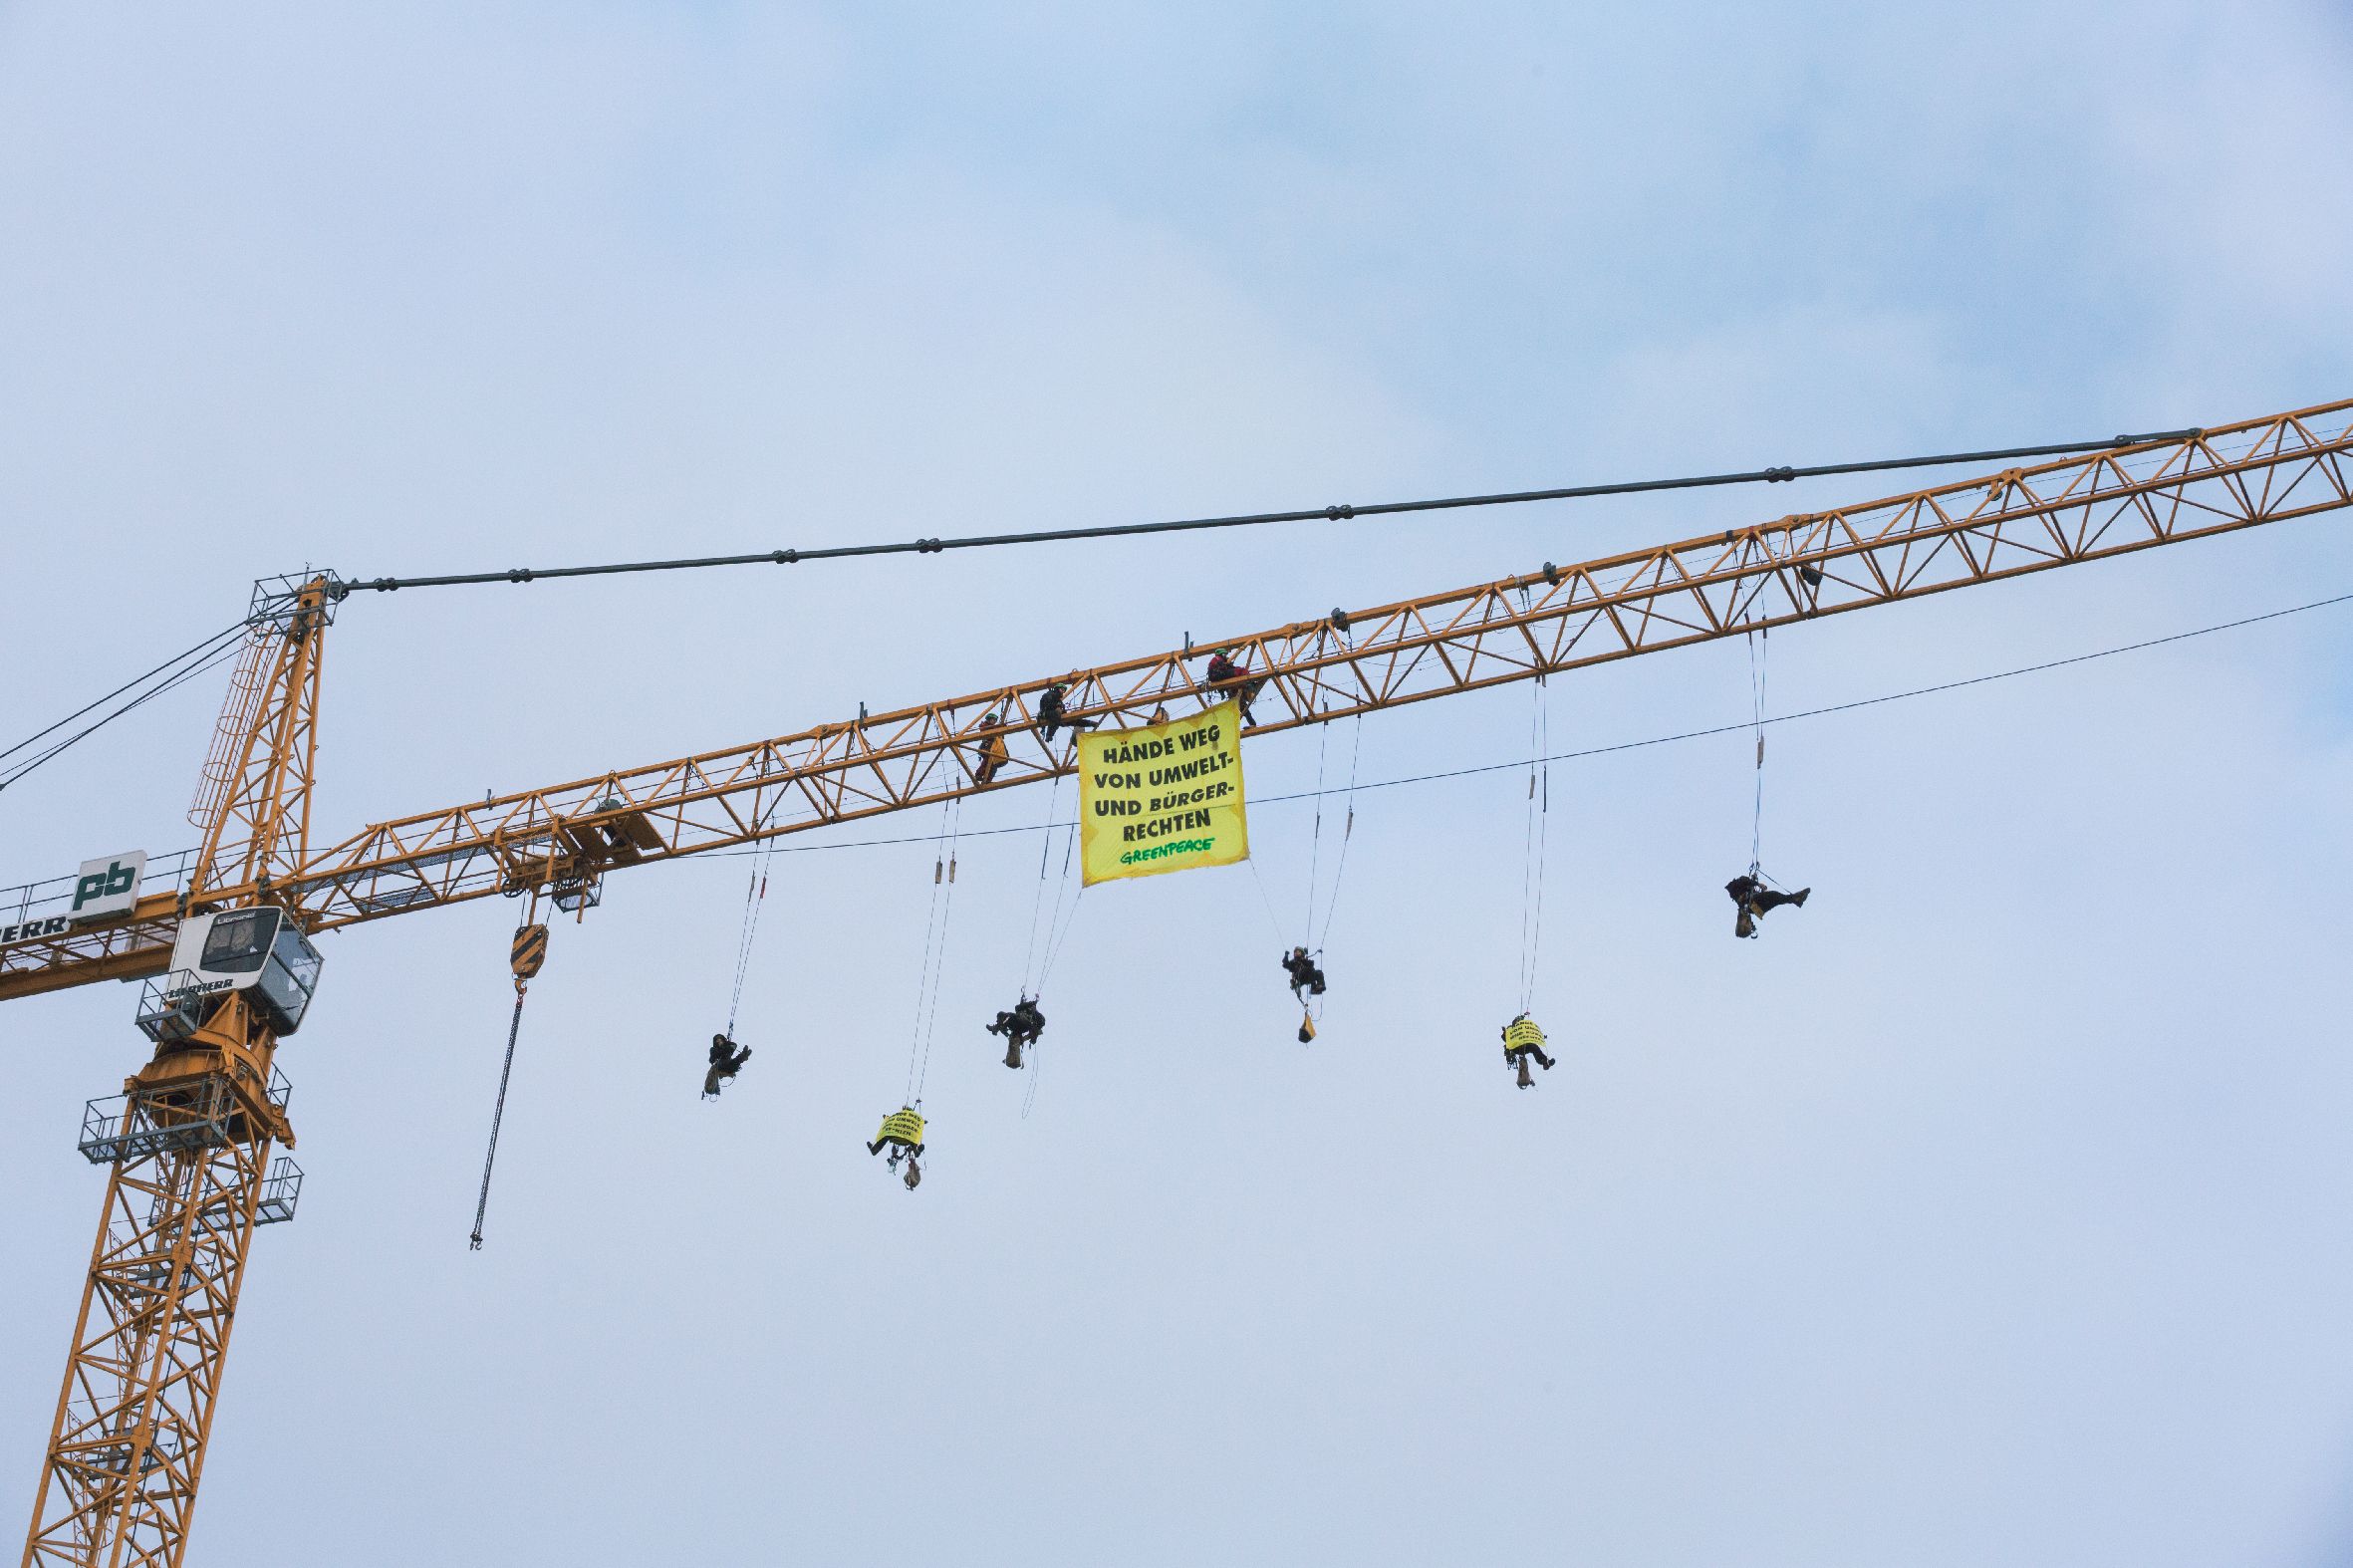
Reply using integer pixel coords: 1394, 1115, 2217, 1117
703, 1034, 752, 1097
1037, 684, 1096, 743
1505, 1044, 1556, 1087
1725, 875, 1809, 938
986, 998, 1047, 1068
1280, 949, 1326, 998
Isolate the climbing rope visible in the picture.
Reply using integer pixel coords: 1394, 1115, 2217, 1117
1516, 675, 1551, 1013
1020, 843, 1086, 1120
1013, 782, 1083, 1120
903, 796, 964, 1105
1243, 855, 1289, 948
1746, 627, 1773, 884
1302, 716, 1332, 940
1020, 1030, 1047, 1119
1281, 706, 1368, 1027
1033, 816, 1085, 996
1316, 714, 1364, 951
724, 837, 779, 1037
1018, 774, 1064, 998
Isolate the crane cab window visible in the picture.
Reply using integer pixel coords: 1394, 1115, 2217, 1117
271, 924, 322, 998
199, 910, 281, 974
253, 918, 323, 1035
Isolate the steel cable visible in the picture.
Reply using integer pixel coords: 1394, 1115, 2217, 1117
344, 430, 2203, 595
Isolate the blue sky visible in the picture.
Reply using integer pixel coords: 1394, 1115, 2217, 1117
4, 4, 2352, 1564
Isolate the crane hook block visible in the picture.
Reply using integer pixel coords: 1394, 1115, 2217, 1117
510, 923, 549, 985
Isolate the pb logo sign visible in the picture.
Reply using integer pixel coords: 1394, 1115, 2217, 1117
71, 852, 145, 920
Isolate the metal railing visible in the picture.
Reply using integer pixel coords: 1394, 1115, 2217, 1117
77, 1068, 292, 1167
2, 845, 201, 928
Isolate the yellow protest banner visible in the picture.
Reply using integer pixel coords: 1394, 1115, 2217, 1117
1078, 699, 1248, 885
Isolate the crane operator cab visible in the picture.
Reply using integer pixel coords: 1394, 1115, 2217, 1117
136, 907, 325, 1046
867, 1106, 926, 1189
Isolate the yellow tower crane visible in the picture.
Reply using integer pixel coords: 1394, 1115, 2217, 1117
8, 399, 2352, 1565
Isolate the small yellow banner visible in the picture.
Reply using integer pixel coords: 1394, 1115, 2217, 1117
1078, 699, 1249, 886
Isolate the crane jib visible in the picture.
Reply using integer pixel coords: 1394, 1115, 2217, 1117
2, 399, 2351, 1008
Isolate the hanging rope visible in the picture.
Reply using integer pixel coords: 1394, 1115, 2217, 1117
468, 983, 529, 1251
903, 796, 964, 1105
1033, 812, 1085, 996
1747, 627, 1771, 881
1020, 1031, 1047, 1119
1316, 715, 1365, 951
1516, 675, 1552, 1013
1018, 774, 1064, 997
1016, 816, 1079, 1122
1243, 856, 1289, 947
1301, 717, 1332, 941
724, 838, 778, 1037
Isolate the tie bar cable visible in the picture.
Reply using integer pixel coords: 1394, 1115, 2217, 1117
339, 429, 2201, 595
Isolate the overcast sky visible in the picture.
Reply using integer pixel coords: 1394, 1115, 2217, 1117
5, 4, 2353, 1564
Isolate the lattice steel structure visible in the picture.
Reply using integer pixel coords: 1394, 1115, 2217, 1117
23, 992, 297, 1568
21, 581, 328, 1568
4, 403, 2353, 1563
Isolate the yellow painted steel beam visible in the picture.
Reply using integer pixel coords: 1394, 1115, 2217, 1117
5, 399, 2349, 1005
23, 997, 288, 1568
22, 581, 330, 1568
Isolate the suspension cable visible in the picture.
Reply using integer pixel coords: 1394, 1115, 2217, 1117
342, 429, 2201, 595
0, 619, 252, 793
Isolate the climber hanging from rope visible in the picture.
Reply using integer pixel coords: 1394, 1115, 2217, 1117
868, 1105, 926, 1189
1001, 773, 1083, 1086
1725, 874, 1810, 938
1727, 626, 1812, 938
985, 995, 1047, 1070
1280, 945, 1327, 1001
701, 1033, 752, 1098
872, 798, 960, 1185
1262, 711, 1359, 1046
1500, 1013, 1556, 1090
1496, 666, 1564, 1087
704, 830, 781, 1099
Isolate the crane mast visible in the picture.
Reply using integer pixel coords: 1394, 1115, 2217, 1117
6, 399, 2352, 1565
23, 579, 329, 1568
